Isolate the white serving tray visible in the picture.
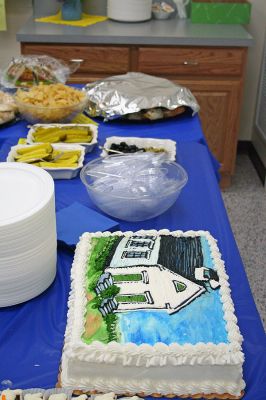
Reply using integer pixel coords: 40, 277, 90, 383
26, 123, 98, 153
101, 136, 176, 161
7, 143, 85, 180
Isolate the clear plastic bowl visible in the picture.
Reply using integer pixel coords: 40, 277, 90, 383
80, 155, 188, 221
15, 96, 87, 124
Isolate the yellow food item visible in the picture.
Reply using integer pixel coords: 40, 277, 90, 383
15, 84, 86, 122
19, 158, 42, 164
14, 145, 81, 169
65, 133, 92, 139
33, 127, 59, 135
56, 129, 90, 136
53, 154, 79, 164
33, 135, 66, 144
16, 84, 86, 107
145, 147, 166, 153
15, 151, 50, 162
34, 126, 91, 135
39, 161, 78, 168
33, 130, 66, 139
65, 137, 92, 143
65, 134, 92, 140
32, 126, 92, 144
16, 143, 53, 155
52, 150, 81, 160
71, 113, 97, 125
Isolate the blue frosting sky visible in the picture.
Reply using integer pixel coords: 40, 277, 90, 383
119, 237, 228, 345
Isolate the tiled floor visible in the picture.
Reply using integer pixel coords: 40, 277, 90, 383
222, 154, 266, 330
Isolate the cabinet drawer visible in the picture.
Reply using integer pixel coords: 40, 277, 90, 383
138, 47, 246, 77
21, 44, 130, 74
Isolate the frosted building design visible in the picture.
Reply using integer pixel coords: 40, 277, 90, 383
96, 235, 220, 317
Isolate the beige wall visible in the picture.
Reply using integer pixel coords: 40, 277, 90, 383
0, 0, 32, 68
238, 0, 266, 140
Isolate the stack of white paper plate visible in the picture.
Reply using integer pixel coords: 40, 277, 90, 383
107, 0, 152, 22
0, 162, 57, 307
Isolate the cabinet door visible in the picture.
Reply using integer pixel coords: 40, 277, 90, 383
21, 44, 130, 82
138, 47, 245, 77
176, 79, 242, 184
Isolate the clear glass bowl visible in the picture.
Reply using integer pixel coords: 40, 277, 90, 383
80, 155, 188, 221
15, 96, 87, 124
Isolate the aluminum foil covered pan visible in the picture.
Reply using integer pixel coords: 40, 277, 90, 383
83, 72, 200, 120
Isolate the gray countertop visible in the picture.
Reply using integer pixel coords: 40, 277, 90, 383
17, 17, 253, 47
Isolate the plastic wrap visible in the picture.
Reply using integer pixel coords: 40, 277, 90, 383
0, 90, 17, 125
80, 153, 188, 221
83, 72, 200, 121
0, 56, 80, 89
152, 1, 176, 19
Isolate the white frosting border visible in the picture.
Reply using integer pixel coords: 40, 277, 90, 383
62, 229, 245, 394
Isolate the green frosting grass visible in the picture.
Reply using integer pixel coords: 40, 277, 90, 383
113, 273, 142, 282
116, 294, 146, 303
82, 236, 121, 344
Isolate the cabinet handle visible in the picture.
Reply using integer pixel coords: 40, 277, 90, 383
183, 60, 199, 66
70, 58, 84, 63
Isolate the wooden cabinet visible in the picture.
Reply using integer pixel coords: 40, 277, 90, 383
137, 46, 246, 77
21, 43, 130, 80
178, 78, 243, 187
21, 43, 248, 188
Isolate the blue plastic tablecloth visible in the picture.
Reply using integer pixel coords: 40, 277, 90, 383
0, 112, 206, 144
0, 116, 265, 399
0, 113, 220, 180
